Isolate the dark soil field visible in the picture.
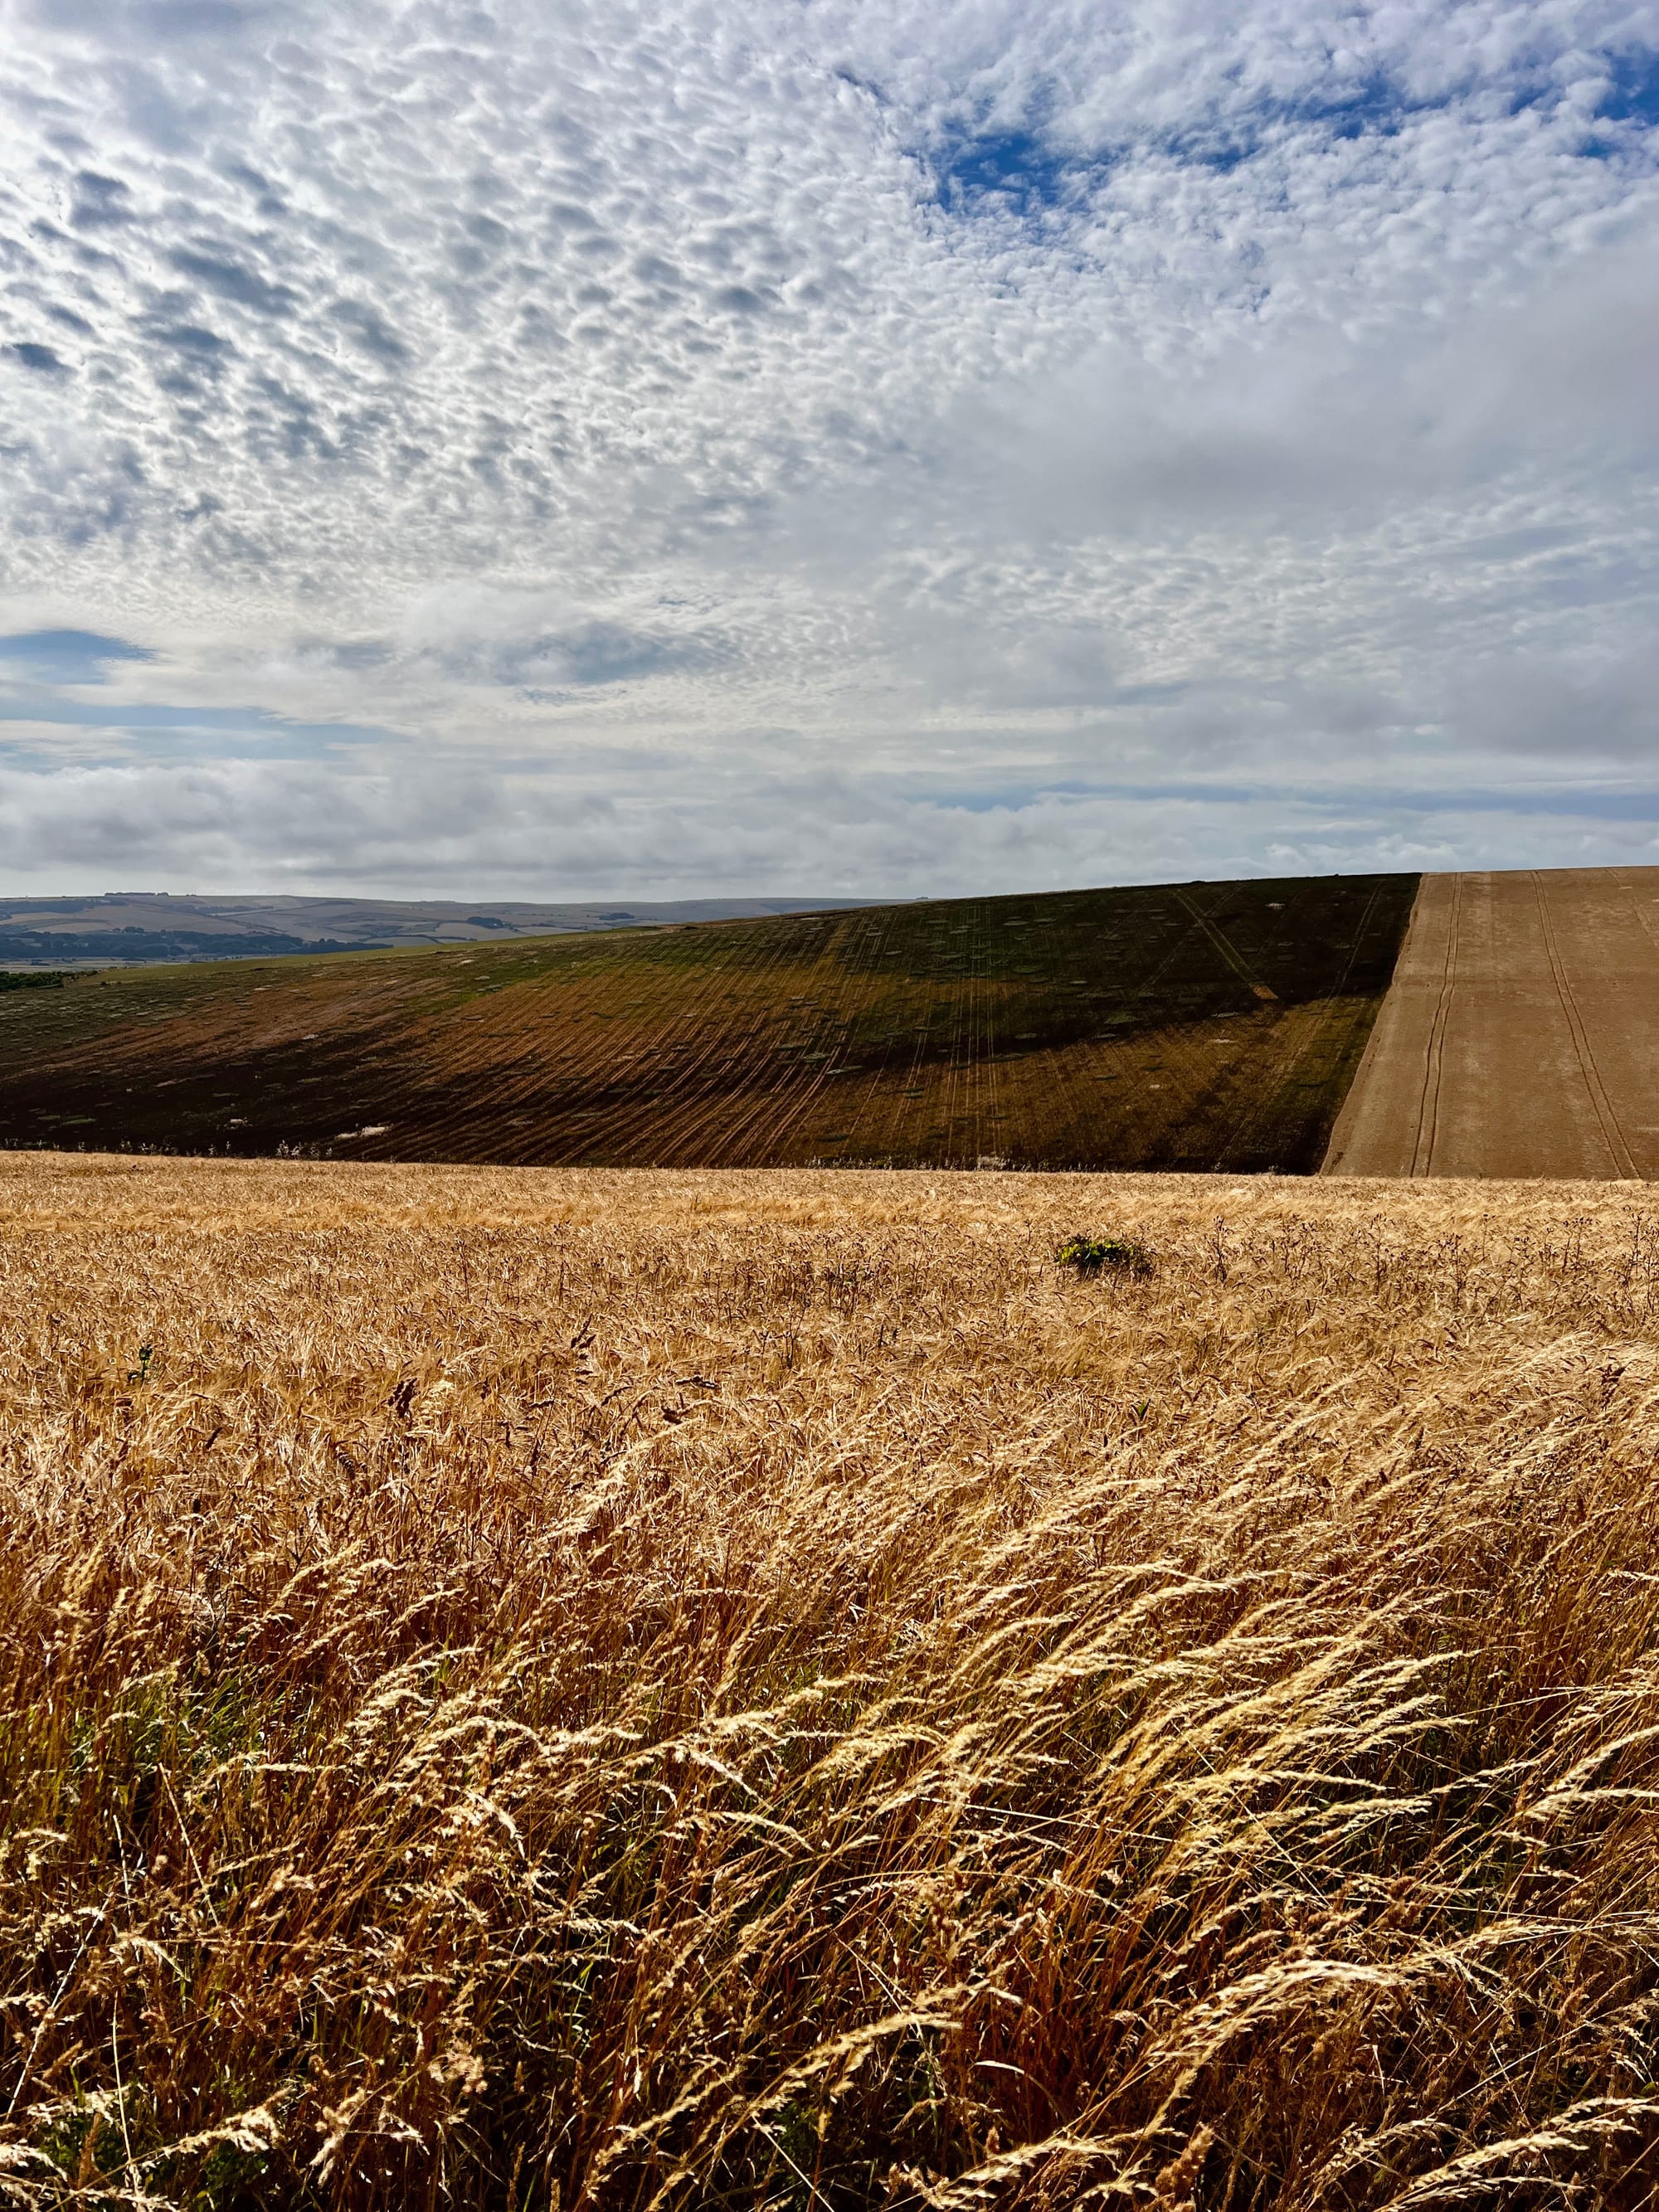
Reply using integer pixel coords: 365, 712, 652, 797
0, 874, 1418, 1171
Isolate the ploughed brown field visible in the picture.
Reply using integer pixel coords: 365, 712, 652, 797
1324, 867, 1659, 1179
3, 1154, 1658, 2210
0, 874, 1417, 1174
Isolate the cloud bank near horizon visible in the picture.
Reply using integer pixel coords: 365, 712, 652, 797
0, 0, 1656, 897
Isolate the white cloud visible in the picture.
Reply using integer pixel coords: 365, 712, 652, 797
2, 751, 1655, 902
0, 0, 1655, 892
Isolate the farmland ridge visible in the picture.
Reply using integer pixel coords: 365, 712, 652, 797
0, 873, 1417, 1171
0, 889, 874, 969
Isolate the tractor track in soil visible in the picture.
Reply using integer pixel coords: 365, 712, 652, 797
2, 875, 1416, 1174
1324, 868, 1659, 1179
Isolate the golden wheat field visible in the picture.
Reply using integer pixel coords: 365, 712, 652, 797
2, 1155, 1658, 2211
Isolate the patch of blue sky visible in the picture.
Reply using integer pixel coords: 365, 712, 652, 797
0, 697, 393, 761
1595, 48, 1659, 127
1574, 47, 1659, 158
0, 630, 153, 684
937, 51, 1657, 211
1301, 72, 1427, 142
932, 74, 1457, 210
932, 127, 1082, 216
542, 624, 713, 686
1158, 74, 1460, 172
439, 621, 720, 692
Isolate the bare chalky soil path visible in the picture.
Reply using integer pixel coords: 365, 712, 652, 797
1324, 866, 1659, 1178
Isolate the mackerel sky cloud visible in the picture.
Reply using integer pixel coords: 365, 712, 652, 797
0, 0, 1656, 896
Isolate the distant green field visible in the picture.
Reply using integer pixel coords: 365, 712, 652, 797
0, 875, 1418, 1171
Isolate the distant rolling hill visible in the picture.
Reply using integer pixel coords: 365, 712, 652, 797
0, 875, 1418, 1171
0, 891, 874, 969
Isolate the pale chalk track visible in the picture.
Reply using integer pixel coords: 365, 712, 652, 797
1324, 866, 1659, 1178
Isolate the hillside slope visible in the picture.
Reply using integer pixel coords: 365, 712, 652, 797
1324, 867, 1659, 1179
0, 889, 872, 968
0, 873, 1418, 1171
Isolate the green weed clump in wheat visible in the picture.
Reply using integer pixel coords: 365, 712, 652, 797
1055, 1231, 1154, 1276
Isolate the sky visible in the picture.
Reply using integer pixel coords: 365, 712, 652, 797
0, 0, 1656, 900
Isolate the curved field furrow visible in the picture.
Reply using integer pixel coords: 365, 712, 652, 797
0, 874, 1418, 1172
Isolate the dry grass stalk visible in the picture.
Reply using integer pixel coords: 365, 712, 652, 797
1, 1155, 1657, 2209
